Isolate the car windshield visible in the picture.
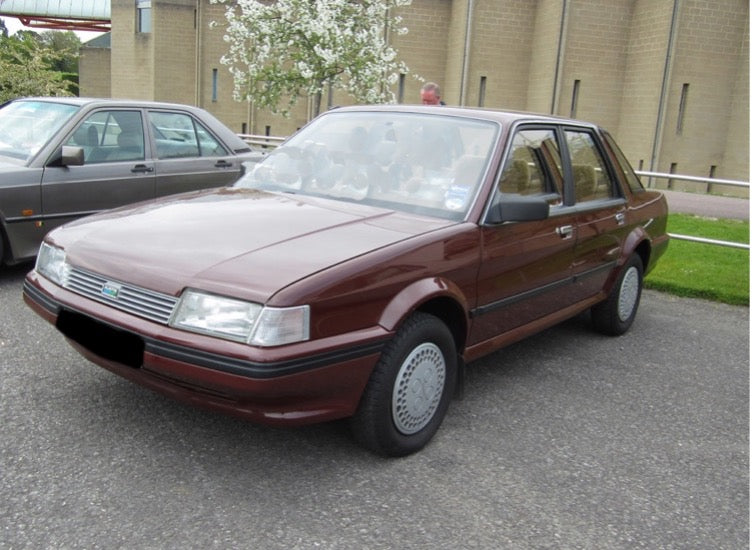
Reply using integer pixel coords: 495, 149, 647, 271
234, 111, 499, 220
0, 100, 80, 162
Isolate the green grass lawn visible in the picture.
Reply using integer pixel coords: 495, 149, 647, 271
644, 213, 750, 306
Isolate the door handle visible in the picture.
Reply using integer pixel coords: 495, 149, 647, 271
214, 160, 233, 168
615, 212, 626, 225
131, 164, 154, 173
556, 225, 574, 239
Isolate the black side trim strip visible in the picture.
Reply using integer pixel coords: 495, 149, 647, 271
23, 280, 60, 315
471, 276, 572, 317
471, 260, 617, 318
6, 210, 99, 224
144, 338, 387, 379
573, 261, 617, 283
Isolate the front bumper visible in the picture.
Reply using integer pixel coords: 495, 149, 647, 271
23, 272, 388, 426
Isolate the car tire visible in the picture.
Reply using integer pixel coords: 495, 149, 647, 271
591, 252, 644, 336
350, 312, 457, 457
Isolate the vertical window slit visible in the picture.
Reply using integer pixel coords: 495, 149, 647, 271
137, 1, 152, 33
676, 83, 689, 135
570, 80, 580, 118
669, 162, 678, 189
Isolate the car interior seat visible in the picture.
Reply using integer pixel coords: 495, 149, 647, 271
498, 159, 530, 194
573, 164, 597, 202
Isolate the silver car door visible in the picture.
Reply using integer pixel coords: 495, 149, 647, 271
40, 109, 155, 229
148, 110, 241, 196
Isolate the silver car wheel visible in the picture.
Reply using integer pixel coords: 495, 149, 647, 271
618, 265, 640, 322
392, 342, 446, 435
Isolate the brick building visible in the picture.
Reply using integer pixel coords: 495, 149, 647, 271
80, 0, 749, 188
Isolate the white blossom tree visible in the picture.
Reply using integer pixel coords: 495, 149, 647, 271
211, 0, 415, 117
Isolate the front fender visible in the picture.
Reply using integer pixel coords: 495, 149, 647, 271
378, 276, 470, 333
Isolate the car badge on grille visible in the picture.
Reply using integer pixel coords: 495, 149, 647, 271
101, 282, 122, 300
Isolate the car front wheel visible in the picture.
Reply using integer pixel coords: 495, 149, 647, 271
591, 252, 644, 336
351, 312, 457, 457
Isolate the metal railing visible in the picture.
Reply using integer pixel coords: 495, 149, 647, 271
239, 133, 285, 149
635, 170, 750, 190
665, 233, 749, 250
636, 170, 749, 250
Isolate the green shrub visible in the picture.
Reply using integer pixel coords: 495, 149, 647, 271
645, 214, 749, 306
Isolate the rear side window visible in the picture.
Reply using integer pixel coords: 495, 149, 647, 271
602, 131, 645, 193
148, 111, 229, 159
563, 130, 617, 203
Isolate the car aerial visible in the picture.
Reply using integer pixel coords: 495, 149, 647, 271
23, 105, 669, 456
0, 97, 260, 266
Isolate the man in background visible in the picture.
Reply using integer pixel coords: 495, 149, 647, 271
420, 82, 445, 105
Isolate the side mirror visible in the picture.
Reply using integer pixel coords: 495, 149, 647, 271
61, 145, 85, 166
47, 146, 85, 167
485, 194, 550, 224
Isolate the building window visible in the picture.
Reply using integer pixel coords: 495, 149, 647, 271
212, 69, 218, 102
398, 73, 405, 104
570, 79, 580, 118
669, 162, 678, 189
676, 83, 689, 135
478, 76, 487, 107
137, 1, 152, 33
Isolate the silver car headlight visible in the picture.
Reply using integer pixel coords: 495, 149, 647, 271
36, 242, 69, 286
169, 290, 310, 347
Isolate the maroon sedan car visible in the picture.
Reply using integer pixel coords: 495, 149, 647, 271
24, 106, 668, 456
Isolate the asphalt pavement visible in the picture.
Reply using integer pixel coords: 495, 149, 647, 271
0, 264, 748, 549
662, 189, 749, 220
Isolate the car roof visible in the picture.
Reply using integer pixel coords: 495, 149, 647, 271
11, 97, 249, 150
15, 96, 208, 113
329, 104, 601, 130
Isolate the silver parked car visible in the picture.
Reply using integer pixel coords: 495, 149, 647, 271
0, 97, 259, 265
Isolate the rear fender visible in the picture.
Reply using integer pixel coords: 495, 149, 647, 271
602, 226, 653, 293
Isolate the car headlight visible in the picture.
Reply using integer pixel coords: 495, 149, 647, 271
36, 243, 69, 286
169, 290, 310, 347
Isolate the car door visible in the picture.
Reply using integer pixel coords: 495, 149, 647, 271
40, 109, 155, 228
147, 110, 242, 196
561, 128, 628, 302
471, 126, 579, 345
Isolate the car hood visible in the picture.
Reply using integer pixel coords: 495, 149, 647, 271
0, 153, 33, 178
52, 187, 454, 302
0, 156, 22, 167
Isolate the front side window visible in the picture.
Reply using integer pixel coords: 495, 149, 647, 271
65, 110, 144, 163
494, 128, 564, 205
564, 130, 616, 203
148, 111, 228, 159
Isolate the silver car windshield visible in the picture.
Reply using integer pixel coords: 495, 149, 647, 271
235, 111, 499, 220
0, 100, 80, 162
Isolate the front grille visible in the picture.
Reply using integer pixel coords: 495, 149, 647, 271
64, 267, 179, 324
